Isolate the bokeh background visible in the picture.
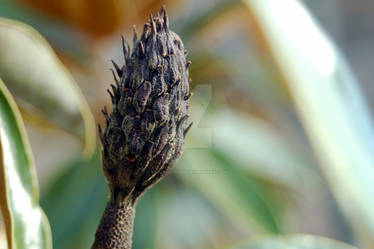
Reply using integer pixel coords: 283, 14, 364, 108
1, 0, 374, 248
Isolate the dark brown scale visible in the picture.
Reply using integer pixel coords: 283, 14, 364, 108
151, 73, 167, 97
133, 81, 152, 113
111, 60, 123, 77
139, 110, 155, 137
121, 116, 134, 138
107, 89, 114, 101
184, 122, 193, 138
110, 69, 120, 86
152, 125, 169, 156
93, 6, 191, 249
153, 94, 169, 123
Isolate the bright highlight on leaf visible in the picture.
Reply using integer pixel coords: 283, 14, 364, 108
0, 77, 52, 249
245, 0, 374, 240
262, 0, 337, 77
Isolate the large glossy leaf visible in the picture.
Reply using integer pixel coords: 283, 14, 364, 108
244, 0, 374, 238
230, 235, 357, 249
0, 17, 95, 156
0, 77, 52, 249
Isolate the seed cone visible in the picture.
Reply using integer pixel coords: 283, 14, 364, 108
93, 7, 191, 249
99, 6, 192, 205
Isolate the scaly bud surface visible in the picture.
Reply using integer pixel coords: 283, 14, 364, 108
92, 6, 192, 249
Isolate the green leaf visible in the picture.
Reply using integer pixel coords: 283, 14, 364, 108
41, 153, 106, 249
230, 235, 358, 249
178, 149, 280, 234
0, 77, 52, 249
0, 17, 95, 156
133, 188, 159, 249
155, 186, 228, 249
211, 110, 319, 190
244, 0, 374, 238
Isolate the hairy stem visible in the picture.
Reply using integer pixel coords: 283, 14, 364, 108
91, 200, 135, 249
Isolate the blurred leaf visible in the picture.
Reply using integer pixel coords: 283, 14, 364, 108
178, 149, 280, 234
133, 188, 158, 249
245, 0, 374, 239
0, 18, 96, 156
41, 153, 106, 249
210, 110, 319, 190
156, 187, 226, 249
188, 84, 318, 190
177, 0, 242, 40
230, 234, 358, 249
188, 52, 235, 90
0, 77, 52, 249
0, 0, 91, 62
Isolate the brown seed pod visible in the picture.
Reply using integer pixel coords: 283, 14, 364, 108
100, 6, 191, 205
93, 6, 191, 249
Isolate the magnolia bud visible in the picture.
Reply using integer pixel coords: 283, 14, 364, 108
93, 7, 192, 249
99, 7, 192, 205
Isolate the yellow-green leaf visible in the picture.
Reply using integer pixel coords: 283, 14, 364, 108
0, 77, 52, 249
178, 149, 280, 234
230, 235, 357, 249
211, 110, 318, 190
244, 0, 374, 238
0, 17, 95, 156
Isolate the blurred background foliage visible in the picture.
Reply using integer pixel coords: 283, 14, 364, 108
1, 0, 374, 248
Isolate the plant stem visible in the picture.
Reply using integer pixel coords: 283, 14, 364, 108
91, 200, 135, 249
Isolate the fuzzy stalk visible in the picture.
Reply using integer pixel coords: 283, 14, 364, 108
91, 201, 135, 249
